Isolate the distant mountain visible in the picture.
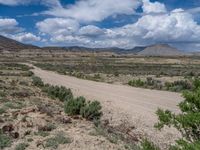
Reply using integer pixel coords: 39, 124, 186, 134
129, 46, 147, 53
191, 52, 200, 56
42, 46, 146, 54
0, 35, 38, 51
43, 46, 122, 52
138, 44, 184, 56
0, 35, 188, 56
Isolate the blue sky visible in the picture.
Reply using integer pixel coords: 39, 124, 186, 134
0, 0, 200, 51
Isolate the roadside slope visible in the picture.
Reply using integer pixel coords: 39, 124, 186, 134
31, 65, 183, 148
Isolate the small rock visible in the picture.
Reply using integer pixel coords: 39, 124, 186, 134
24, 130, 31, 136
26, 121, 34, 128
0, 118, 4, 123
2, 124, 14, 133
38, 124, 54, 132
10, 132, 19, 139
102, 119, 109, 126
72, 115, 81, 120
57, 116, 72, 124
36, 140, 44, 148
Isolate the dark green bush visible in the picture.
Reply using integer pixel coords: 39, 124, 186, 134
57, 69, 66, 75
128, 78, 163, 90
32, 76, 44, 87
165, 80, 192, 92
80, 101, 102, 120
43, 85, 73, 102
64, 96, 102, 120
155, 79, 200, 149
193, 78, 200, 90
128, 79, 145, 87
64, 96, 86, 115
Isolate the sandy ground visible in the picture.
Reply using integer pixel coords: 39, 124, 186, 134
30, 65, 183, 149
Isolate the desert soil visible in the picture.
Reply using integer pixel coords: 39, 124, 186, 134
30, 64, 183, 149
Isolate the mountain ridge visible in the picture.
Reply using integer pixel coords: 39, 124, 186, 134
0, 35, 188, 56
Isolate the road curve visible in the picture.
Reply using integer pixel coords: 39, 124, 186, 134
31, 65, 183, 149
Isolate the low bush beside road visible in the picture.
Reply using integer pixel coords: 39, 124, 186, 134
128, 77, 196, 92
32, 76, 102, 121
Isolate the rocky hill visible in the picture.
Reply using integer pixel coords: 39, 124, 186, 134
137, 44, 184, 56
0, 35, 38, 51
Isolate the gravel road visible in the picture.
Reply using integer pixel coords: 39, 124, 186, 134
31, 65, 183, 149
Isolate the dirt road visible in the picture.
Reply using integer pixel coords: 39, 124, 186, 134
31, 65, 183, 149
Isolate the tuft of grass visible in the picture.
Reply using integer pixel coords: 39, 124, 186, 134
15, 143, 29, 150
0, 133, 12, 149
46, 123, 56, 131
0, 107, 6, 114
45, 133, 71, 149
0, 91, 6, 98
141, 139, 159, 150
94, 126, 119, 144
34, 131, 50, 137
27, 138, 33, 142
3, 102, 24, 109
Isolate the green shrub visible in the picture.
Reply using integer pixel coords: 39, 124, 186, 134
21, 71, 33, 77
43, 85, 73, 102
193, 78, 200, 90
15, 143, 29, 150
0, 133, 12, 149
80, 101, 102, 120
165, 80, 192, 92
57, 69, 66, 75
19, 81, 29, 86
155, 79, 200, 149
32, 76, 44, 87
128, 79, 145, 87
64, 97, 86, 115
64, 97, 102, 120
27, 71, 33, 76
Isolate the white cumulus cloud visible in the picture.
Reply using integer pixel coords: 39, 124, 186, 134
0, 18, 22, 34
43, 0, 141, 22
0, 18, 41, 43
12, 33, 41, 43
79, 25, 105, 36
36, 18, 79, 36
0, 18, 18, 27
0, 0, 35, 5
32, 0, 200, 51
142, 0, 167, 14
